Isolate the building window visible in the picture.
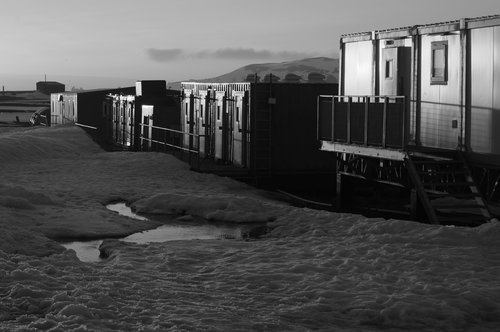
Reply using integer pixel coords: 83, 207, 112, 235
385, 59, 393, 79
431, 41, 448, 85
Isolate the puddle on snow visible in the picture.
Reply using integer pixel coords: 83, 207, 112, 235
61, 203, 267, 263
107, 202, 148, 221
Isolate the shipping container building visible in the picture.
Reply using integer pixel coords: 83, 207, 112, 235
37, 81, 65, 95
104, 80, 181, 149
50, 86, 135, 132
317, 15, 500, 225
181, 81, 338, 188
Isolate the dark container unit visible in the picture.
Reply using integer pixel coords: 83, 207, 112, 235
105, 80, 181, 150
37, 81, 65, 95
51, 87, 135, 141
181, 82, 338, 189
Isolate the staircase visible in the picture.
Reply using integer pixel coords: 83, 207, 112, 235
405, 151, 492, 226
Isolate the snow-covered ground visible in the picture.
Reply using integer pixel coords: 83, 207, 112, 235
1, 125, 500, 331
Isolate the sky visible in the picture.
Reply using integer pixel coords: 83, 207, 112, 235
1, 0, 499, 90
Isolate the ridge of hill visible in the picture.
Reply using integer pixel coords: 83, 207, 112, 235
169, 57, 339, 89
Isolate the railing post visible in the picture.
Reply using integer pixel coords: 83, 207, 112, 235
382, 96, 388, 148
347, 96, 352, 144
139, 123, 143, 151
316, 95, 320, 141
331, 96, 335, 142
401, 96, 406, 149
197, 134, 201, 170
364, 96, 369, 146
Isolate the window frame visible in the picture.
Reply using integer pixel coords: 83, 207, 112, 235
430, 41, 448, 85
385, 59, 394, 80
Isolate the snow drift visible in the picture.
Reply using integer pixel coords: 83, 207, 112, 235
1, 125, 500, 331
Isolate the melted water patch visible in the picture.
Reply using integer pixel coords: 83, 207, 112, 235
61, 203, 267, 262
107, 202, 148, 221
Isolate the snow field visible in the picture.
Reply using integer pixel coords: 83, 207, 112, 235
0, 126, 500, 331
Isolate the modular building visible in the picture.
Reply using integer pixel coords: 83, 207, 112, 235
105, 80, 181, 149
50, 87, 135, 130
37, 81, 65, 95
181, 81, 337, 183
318, 15, 500, 225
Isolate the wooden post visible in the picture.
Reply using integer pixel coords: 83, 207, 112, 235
410, 189, 426, 221
410, 189, 419, 220
336, 172, 343, 210
336, 172, 352, 211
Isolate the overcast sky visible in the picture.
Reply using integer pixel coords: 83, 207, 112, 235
1, 0, 499, 89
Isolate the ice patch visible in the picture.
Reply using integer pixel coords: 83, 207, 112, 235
62, 205, 268, 262
106, 202, 148, 221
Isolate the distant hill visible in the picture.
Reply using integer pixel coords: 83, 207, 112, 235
169, 57, 339, 89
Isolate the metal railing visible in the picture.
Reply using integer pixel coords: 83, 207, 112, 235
139, 122, 205, 168
317, 95, 408, 149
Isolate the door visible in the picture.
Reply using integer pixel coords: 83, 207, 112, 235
231, 91, 247, 166
141, 105, 154, 150
198, 90, 209, 157
380, 46, 411, 97
192, 96, 201, 150
214, 91, 226, 161
125, 101, 134, 147
380, 46, 412, 147
181, 89, 193, 149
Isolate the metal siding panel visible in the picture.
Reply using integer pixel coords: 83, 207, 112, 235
344, 41, 373, 95
181, 90, 192, 148
494, 26, 500, 154
470, 27, 494, 153
420, 36, 439, 148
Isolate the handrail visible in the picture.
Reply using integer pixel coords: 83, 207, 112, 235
139, 123, 199, 137
138, 122, 206, 165
75, 123, 98, 130
319, 94, 406, 99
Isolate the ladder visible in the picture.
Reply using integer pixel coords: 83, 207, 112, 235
405, 151, 491, 226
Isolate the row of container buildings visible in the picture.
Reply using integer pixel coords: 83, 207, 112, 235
48, 14, 500, 226
51, 78, 337, 188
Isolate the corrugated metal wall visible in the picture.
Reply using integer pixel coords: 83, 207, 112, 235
343, 41, 374, 95
470, 26, 500, 155
181, 82, 337, 173
254, 83, 337, 172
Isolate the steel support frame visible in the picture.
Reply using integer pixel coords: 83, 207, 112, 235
336, 152, 409, 187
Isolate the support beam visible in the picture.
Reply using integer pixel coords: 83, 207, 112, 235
336, 173, 352, 211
